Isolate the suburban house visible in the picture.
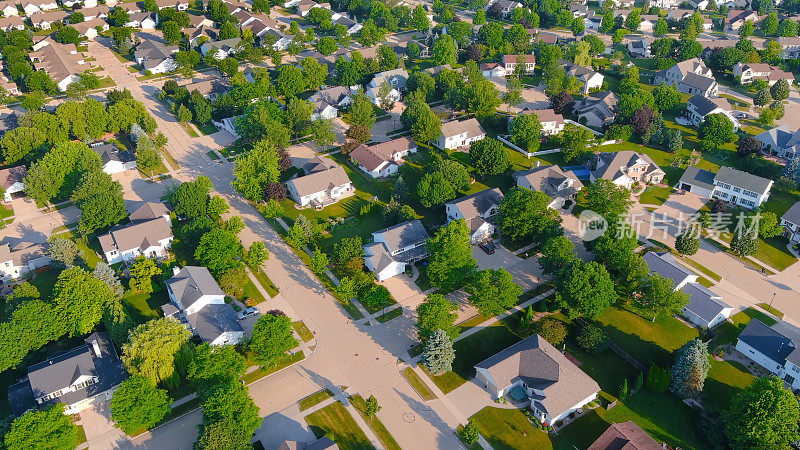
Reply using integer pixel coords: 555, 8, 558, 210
0, 238, 50, 282
165, 266, 246, 346
349, 136, 417, 178
436, 118, 486, 150
589, 151, 665, 189
134, 39, 179, 74
200, 37, 242, 60
502, 54, 535, 73
126, 12, 157, 29
780, 201, 800, 243
7, 332, 127, 416
513, 164, 583, 209
573, 91, 618, 129
73, 18, 109, 39
92, 142, 136, 174
589, 422, 662, 450
778, 36, 800, 60
652, 58, 718, 98
520, 108, 564, 135
0, 16, 24, 31
561, 60, 604, 94
733, 62, 794, 85
484, 0, 522, 16
366, 68, 408, 106
29, 10, 68, 29
285, 157, 354, 208
644, 252, 734, 329
678, 166, 773, 209
639, 15, 658, 32
29, 39, 91, 91
480, 62, 506, 78
308, 86, 351, 120
97, 202, 173, 264
736, 318, 800, 390
155, 0, 189, 9
363, 220, 430, 281
755, 124, 800, 158
21, 0, 58, 15
445, 188, 504, 243
627, 37, 650, 58
0, 165, 25, 202
685, 95, 740, 131
0, 1, 18, 16
725, 10, 762, 32
474, 335, 601, 427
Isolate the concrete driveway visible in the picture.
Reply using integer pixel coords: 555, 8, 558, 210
472, 244, 544, 291
382, 272, 426, 307
641, 193, 708, 242
78, 402, 119, 442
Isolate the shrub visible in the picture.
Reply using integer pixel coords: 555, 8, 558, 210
461, 421, 480, 444
575, 324, 607, 353
534, 318, 567, 346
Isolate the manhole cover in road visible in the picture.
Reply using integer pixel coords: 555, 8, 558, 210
403, 412, 415, 423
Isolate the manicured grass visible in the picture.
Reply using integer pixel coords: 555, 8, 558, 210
350, 394, 402, 450
181, 123, 200, 137
595, 306, 699, 367
0, 204, 13, 219
376, 307, 403, 323
470, 407, 552, 449
757, 302, 784, 318
292, 321, 315, 342
55, 231, 102, 268
753, 235, 796, 272
241, 351, 305, 384
74, 424, 87, 446
299, 389, 334, 411
457, 313, 491, 333
197, 122, 218, 135
703, 360, 755, 413
252, 267, 280, 297
401, 367, 437, 401
162, 148, 180, 171
304, 401, 373, 450
638, 186, 673, 206
425, 322, 521, 394
120, 288, 170, 324
206, 150, 220, 160
242, 279, 267, 305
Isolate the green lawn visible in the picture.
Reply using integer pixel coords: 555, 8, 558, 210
207, 150, 220, 160
299, 389, 333, 411
753, 235, 796, 272
470, 407, 553, 450
121, 288, 170, 324
594, 306, 699, 367
304, 401, 373, 450
0, 204, 13, 219
350, 394, 402, 450
375, 307, 403, 323
711, 307, 776, 348
703, 360, 755, 413
757, 302, 783, 318
292, 321, 315, 342
401, 367, 436, 401
253, 267, 280, 297
29, 268, 60, 299
242, 279, 267, 305
638, 186, 673, 206
54, 230, 102, 268
197, 122, 218, 135
241, 351, 305, 384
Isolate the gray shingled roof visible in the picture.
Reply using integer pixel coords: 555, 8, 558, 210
687, 94, 730, 116
738, 319, 800, 366
681, 72, 716, 91
188, 303, 243, 343
782, 202, 800, 227
755, 124, 794, 150
643, 252, 694, 287
679, 166, 717, 191
682, 282, 729, 323
445, 188, 504, 220
287, 164, 351, 199
373, 220, 429, 254
166, 266, 224, 309
513, 165, 583, 199
0, 165, 25, 190
129, 202, 169, 222
97, 217, 172, 255
715, 166, 772, 194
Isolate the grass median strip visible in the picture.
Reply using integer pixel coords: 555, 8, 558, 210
292, 321, 315, 342
401, 367, 436, 401
376, 307, 403, 323
299, 389, 334, 411
253, 267, 280, 297
757, 302, 784, 318
241, 351, 305, 385
350, 394, 402, 450
305, 401, 373, 450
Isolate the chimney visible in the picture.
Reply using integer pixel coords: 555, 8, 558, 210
91, 340, 101, 358
172, 266, 181, 276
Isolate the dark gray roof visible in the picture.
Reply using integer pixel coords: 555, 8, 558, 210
687, 94, 729, 116
94, 143, 134, 165
679, 166, 717, 191
782, 202, 800, 226
715, 166, 772, 194
373, 220, 429, 254
681, 72, 716, 91
445, 188, 504, 220
188, 303, 243, 342
738, 319, 800, 366
475, 335, 559, 390
167, 266, 224, 309
682, 282, 729, 323
643, 252, 694, 287
755, 124, 794, 150
129, 202, 169, 222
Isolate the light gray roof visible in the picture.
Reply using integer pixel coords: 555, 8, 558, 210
287, 164, 351, 198
166, 266, 224, 309
202, 37, 242, 53
591, 151, 662, 182
445, 188, 504, 220
513, 165, 583, 199
349, 136, 416, 172
682, 282, 729, 323
782, 202, 800, 226
715, 166, 772, 194
679, 166, 717, 191
97, 217, 172, 255
373, 219, 429, 254
688, 94, 730, 116
681, 72, 716, 91
188, 303, 243, 342
440, 118, 485, 139
133, 39, 177, 64
643, 252, 695, 287
129, 202, 169, 222
755, 124, 794, 150
0, 238, 48, 266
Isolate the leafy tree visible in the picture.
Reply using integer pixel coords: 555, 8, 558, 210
162, 21, 181, 44
232, 140, 281, 202
550, 91, 574, 114
250, 311, 298, 366
754, 87, 772, 106
416, 293, 459, 342
584, 179, 633, 220
171, 176, 226, 219
199, 382, 261, 448
275, 65, 306, 98
470, 138, 509, 176
554, 261, 615, 319
382, 198, 416, 225
724, 376, 800, 449
558, 123, 594, 162
417, 171, 456, 207
365, 395, 381, 417
640, 273, 690, 320
195, 229, 244, 277
426, 219, 477, 291
333, 236, 363, 266
497, 187, 561, 243
285, 97, 314, 137
110, 376, 172, 434
731, 228, 759, 256
466, 268, 522, 316
310, 248, 330, 274
759, 211, 783, 238
539, 235, 578, 277
618, 378, 629, 399
509, 113, 542, 153
20, 91, 45, 112
676, 227, 701, 255
592, 227, 648, 289
669, 339, 711, 399
576, 324, 607, 353
54, 267, 114, 337
71, 170, 128, 234
122, 317, 192, 385
422, 328, 455, 374
0, 127, 46, 164
461, 421, 480, 444
432, 34, 457, 65
188, 343, 246, 399
129, 256, 162, 294
629, 105, 655, 136
244, 241, 269, 269
770, 78, 790, 101
5, 404, 77, 450
625, 9, 641, 31
310, 118, 336, 148
350, 92, 377, 130
654, 19, 668, 36
46, 235, 81, 268
3, 282, 40, 316
535, 318, 567, 346
219, 21, 239, 40
411, 106, 442, 146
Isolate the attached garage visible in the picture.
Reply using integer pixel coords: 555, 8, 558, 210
678, 166, 716, 198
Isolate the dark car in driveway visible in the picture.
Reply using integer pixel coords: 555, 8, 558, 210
479, 242, 495, 254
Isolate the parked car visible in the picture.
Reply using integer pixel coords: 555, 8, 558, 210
480, 242, 495, 254
238, 306, 260, 320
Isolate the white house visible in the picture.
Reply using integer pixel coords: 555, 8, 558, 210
97, 203, 173, 264
349, 136, 417, 179
480, 62, 506, 78
520, 108, 564, 135
685, 95, 740, 131
678, 166, 773, 209
475, 335, 601, 427
200, 37, 242, 60
754, 124, 800, 158
653, 58, 718, 98
126, 12, 157, 30
562, 60, 604, 94
7, 332, 128, 416
0, 165, 25, 202
0, 239, 51, 282
513, 164, 583, 209
0, 1, 17, 16
644, 252, 734, 329
736, 318, 800, 390
627, 38, 650, 58
285, 158, 354, 208
366, 68, 408, 107
363, 220, 430, 281
502, 54, 535, 73
436, 118, 486, 150
309, 86, 351, 120
166, 266, 245, 346
780, 201, 800, 243
134, 39, 179, 74
92, 142, 136, 174
445, 188, 504, 243
733, 62, 794, 85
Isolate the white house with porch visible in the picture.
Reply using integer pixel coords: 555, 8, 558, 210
97, 203, 173, 264
285, 158, 353, 208
445, 188, 504, 243
363, 220, 430, 281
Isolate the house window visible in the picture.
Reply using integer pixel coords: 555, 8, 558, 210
733, 187, 741, 193
793, 365, 800, 374
785, 374, 796, 385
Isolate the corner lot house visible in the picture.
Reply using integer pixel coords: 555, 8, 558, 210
475, 335, 601, 427
349, 136, 417, 178
513, 164, 583, 209
93, 142, 136, 174
686, 95, 740, 131
644, 252, 733, 329
445, 188, 504, 243
363, 220, 430, 281
589, 421, 662, 449
733, 62, 794, 85
780, 201, 800, 243
0, 238, 51, 282
678, 166, 772, 209
573, 91, 618, 129
0, 165, 25, 202
134, 39, 179, 74
166, 266, 246, 346
589, 151, 665, 188
286, 158, 353, 208
436, 118, 486, 150
653, 58, 718, 98
97, 202, 173, 264
755, 124, 800, 158
7, 332, 127, 416
736, 318, 800, 389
